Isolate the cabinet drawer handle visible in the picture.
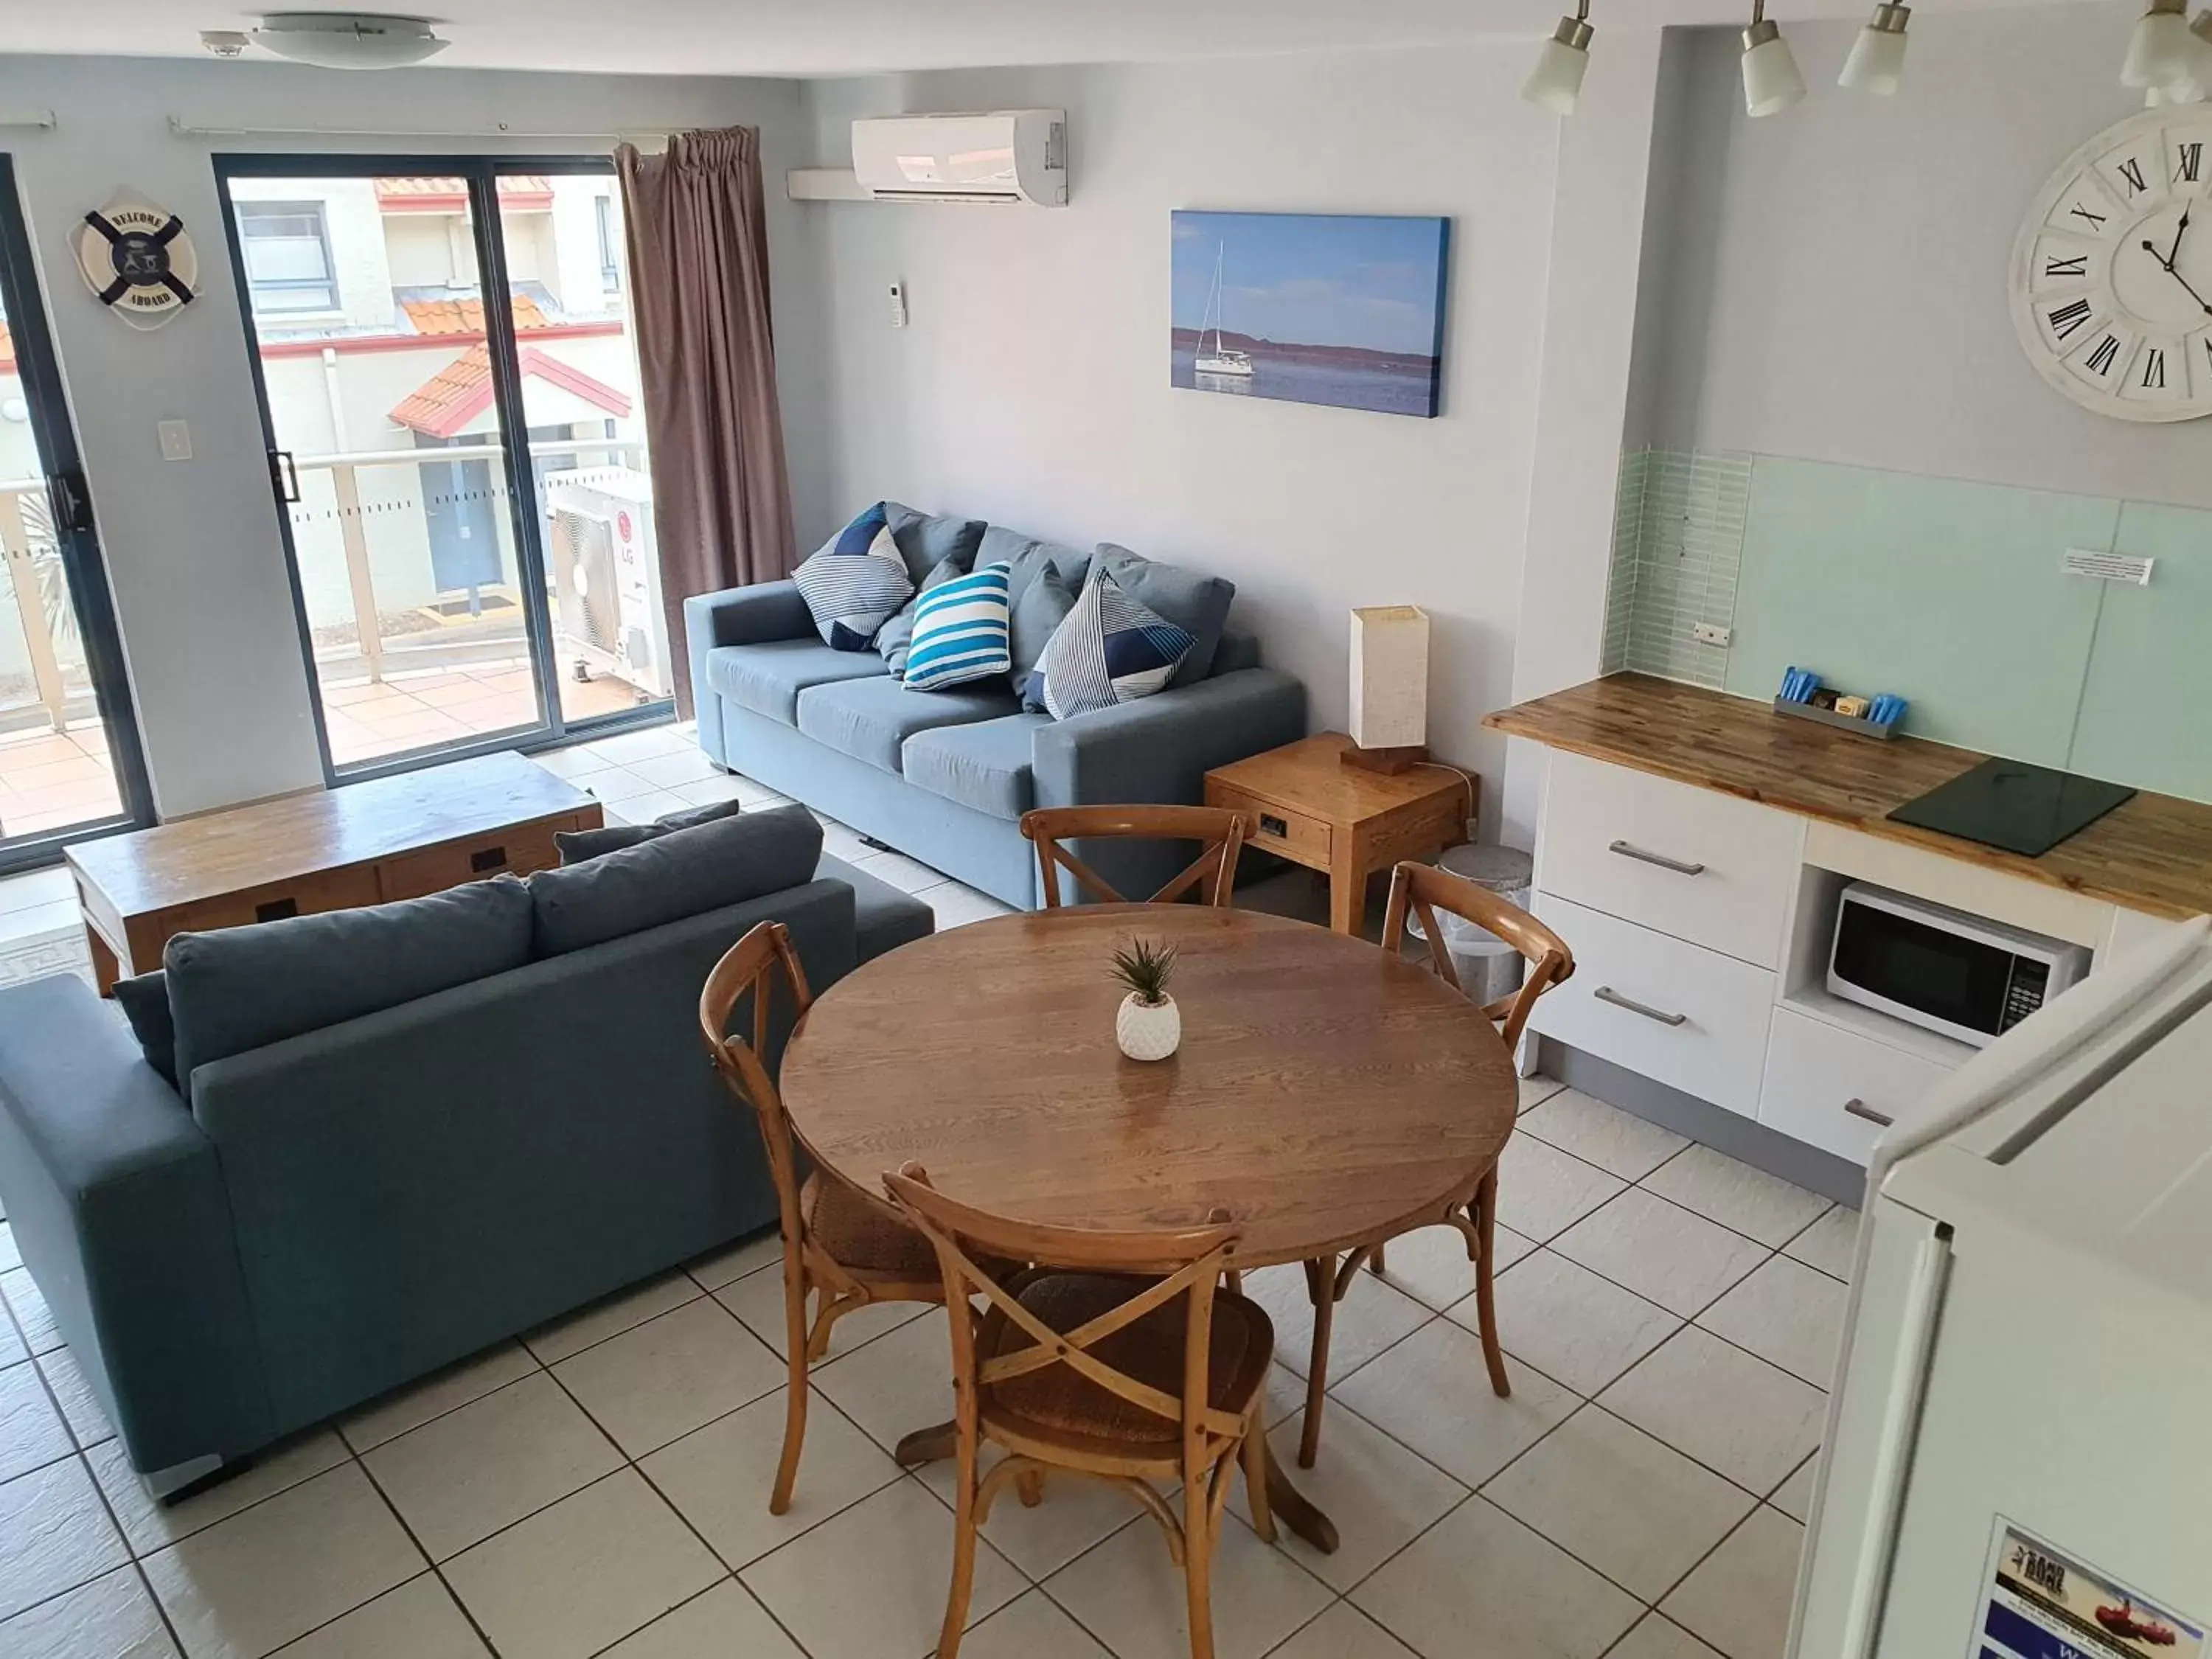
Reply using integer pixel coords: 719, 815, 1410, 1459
470, 845, 509, 872
1607, 840, 1706, 877
1843, 1097, 1895, 1127
1594, 985, 1688, 1026
1258, 813, 1289, 840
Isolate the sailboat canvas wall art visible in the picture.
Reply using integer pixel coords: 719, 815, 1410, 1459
1170, 210, 1450, 418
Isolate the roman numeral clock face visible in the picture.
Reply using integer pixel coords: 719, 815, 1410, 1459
2012, 108, 2212, 421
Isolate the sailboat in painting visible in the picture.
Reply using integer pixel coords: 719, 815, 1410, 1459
1193, 243, 1253, 378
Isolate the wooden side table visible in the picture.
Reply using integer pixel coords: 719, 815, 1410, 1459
1205, 733, 1475, 933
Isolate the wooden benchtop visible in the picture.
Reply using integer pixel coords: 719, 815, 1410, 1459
1485, 674, 2212, 922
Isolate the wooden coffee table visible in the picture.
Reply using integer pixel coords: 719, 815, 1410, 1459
1205, 733, 1475, 933
67, 751, 602, 991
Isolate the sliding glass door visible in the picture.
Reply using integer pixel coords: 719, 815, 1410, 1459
0, 156, 151, 866
215, 157, 668, 781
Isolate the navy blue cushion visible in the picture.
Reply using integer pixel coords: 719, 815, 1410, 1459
111, 970, 179, 1089
554, 796, 743, 864
706, 639, 888, 726
165, 876, 536, 1084
883, 503, 986, 587
530, 804, 824, 956
1095, 543, 1236, 686
901, 713, 1048, 820
796, 675, 1021, 775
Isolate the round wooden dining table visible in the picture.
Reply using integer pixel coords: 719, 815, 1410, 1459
777, 902, 1520, 1554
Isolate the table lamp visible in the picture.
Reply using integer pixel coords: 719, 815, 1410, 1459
1345, 605, 1430, 774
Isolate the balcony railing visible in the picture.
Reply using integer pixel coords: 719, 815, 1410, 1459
0, 478, 89, 737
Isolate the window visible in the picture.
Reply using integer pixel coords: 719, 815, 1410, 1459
237, 201, 336, 313
595, 195, 622, 291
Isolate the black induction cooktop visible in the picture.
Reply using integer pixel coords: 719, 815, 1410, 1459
1888, 757, 2136, 858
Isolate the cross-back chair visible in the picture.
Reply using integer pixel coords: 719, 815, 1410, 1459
698, 922, 950, 1515
1018, 804, 1247, 909
883, 1164, 1276, 1659
1295, 859, 1576, 1467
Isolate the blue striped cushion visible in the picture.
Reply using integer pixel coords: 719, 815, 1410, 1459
792, 503, 917, 651
1035, 565, 1195, 719
902, 562, 1012, 691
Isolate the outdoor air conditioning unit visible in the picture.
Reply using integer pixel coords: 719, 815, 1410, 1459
545, 468, 675, 702
850, 111, 1068, 206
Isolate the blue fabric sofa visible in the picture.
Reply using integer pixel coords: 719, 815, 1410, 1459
686, 511, 1308, 908
0, 810, 930, 1487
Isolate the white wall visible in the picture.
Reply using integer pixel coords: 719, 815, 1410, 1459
0, 56, 827, 816
798, 46, 1562, 785
1641, 2, 2211, 508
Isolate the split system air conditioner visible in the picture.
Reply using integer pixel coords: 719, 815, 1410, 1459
545, 467, 674, 703
849, 111, 1067, 206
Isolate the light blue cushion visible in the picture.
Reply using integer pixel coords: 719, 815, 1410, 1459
792, 504, 915, 651
883, 503, 986, 586
874, 555, 968, 677
1034, 565, 1197, 720
1094, 543, 1236, 686
1006, 561, 1077, 695
977, 526, 1091, 610
796, 675, 1020, 775
706, 640, 887, 726
902, 713, 1048, 820
905, 562, 1012, 691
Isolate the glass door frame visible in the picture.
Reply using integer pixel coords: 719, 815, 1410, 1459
210, 152, 673, 789
0, 154, 155, 872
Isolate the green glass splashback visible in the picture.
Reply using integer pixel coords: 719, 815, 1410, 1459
1614, 450, 2212, 803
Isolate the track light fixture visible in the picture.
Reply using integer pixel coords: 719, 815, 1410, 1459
1741, 0, 1807, 116
1839, 2, 1910, 94
1522, 0, 1595, 115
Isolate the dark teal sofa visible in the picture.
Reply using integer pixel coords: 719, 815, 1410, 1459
0, 807, 928, 1489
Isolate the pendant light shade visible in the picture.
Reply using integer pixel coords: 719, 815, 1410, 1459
1839, 2, 1910, 93
1742, 12, 1808, 116
1522, 10, 1596, 115
2122, 0, 2195, 89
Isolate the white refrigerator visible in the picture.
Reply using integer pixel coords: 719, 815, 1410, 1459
1792, 914, 2212, 1659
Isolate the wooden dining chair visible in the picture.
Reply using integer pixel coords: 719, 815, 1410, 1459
1019, 804, 1247, 908
883, 1164, 1276, 1659
1295, 860, 1575, 1467
698, 922, 950, 1515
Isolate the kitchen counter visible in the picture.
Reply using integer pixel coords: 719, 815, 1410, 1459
1486, 673, 2212, 922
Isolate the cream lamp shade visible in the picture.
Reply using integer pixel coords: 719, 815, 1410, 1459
1349, 606, 1430, 751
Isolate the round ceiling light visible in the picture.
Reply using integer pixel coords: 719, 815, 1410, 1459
247, 13, 449, 69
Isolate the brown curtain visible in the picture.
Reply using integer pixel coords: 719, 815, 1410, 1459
616, 125, 797, 714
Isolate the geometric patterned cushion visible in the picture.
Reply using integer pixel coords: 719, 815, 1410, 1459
1032, 563, 1195, 720
792, 502, 917, 652
903, 562, 1012, 692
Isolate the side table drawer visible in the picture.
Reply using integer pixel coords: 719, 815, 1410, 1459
1205, 781, 1332, 867
1529, 892, 1778, 1117
378, 824, 566, 900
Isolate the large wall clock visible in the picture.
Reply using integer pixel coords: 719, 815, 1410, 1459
2011, 107, 2212, 422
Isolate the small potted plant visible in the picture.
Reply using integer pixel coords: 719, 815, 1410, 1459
1111, 936, 1181, 1062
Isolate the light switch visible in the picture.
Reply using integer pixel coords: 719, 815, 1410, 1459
157, 420, 192, 462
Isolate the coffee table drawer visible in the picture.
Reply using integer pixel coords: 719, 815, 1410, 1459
165, 865, 385, 934
378, 824, 565, 900
1206, 782, 1332, 866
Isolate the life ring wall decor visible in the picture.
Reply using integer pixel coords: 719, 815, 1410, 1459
72, 195, 198, 331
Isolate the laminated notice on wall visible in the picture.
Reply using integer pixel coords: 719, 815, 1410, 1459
1976, 1520, 2203, 1659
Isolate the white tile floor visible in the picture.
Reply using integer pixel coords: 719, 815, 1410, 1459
0, 1076, 1851, 1659
0, 720, 1857, 1659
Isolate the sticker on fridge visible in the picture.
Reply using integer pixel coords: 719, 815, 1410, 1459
1976, 1520, 2203, 1659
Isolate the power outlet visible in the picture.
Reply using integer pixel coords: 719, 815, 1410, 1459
1691, 621, 1732, 647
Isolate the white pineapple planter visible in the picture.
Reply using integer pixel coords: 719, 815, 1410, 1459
1116, 993, 1182, 1062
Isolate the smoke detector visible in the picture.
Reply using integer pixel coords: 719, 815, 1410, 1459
246, 13, 449, 69
199, 29, 252, 56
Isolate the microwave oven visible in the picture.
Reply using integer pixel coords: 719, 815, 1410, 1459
1827, 882, 2091, 1048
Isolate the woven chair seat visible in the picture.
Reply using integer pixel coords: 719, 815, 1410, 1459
979, 1272, 1273, 1453
802, 1172, 939, 1278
